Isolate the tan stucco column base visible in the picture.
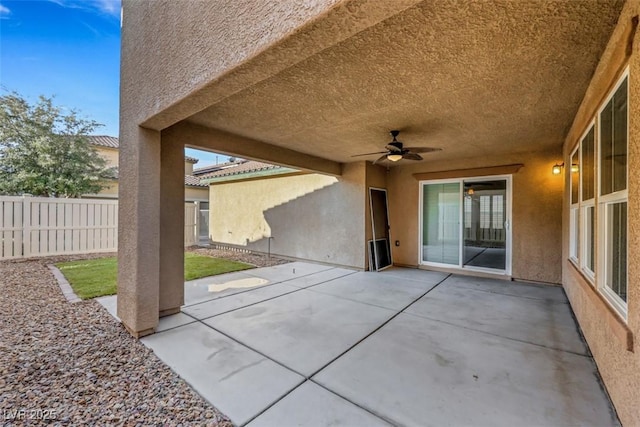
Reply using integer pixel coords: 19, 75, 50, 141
159, 307, 181, 317
122, 323, 155, 339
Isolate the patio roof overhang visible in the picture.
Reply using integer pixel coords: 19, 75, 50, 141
139, 0, 623, 172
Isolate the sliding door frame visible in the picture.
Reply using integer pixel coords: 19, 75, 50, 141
418, 174, 512, 276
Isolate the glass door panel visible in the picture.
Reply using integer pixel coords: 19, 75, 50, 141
422, 182, 461, 265
462, 180, 507, 270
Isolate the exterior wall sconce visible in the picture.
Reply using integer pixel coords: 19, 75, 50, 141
552, 163, 564, 175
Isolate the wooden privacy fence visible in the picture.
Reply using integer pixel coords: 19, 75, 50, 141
0, 196, 200, 259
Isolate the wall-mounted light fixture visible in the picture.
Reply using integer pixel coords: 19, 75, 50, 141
571, 164, 579, 173
552, 163, 564, 175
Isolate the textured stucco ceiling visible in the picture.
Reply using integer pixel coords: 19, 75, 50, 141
187, 0, 624, 164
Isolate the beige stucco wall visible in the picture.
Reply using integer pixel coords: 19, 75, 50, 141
96, 146, 119, 168
92, 147, 207, 200
387, 149, 563, 284
185, 186, 208, 201
561, 1, 640, 424
209, 163, 367, 269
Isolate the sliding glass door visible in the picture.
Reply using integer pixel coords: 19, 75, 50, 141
422, 182, 461, 265
420, 177, 511, 274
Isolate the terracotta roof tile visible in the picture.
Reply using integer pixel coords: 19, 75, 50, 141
185, 175, 207, 187
198, 160, 284, 179
87, 135, 119, 148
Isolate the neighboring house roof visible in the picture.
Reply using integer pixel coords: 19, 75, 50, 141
185, 175, 208, 187
86, 135, 119, 148
86, 136, 206, 188
199, 160, 299, 184
192, 159, 244, 176
86, 135, 199, 164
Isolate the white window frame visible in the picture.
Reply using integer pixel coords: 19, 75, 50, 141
579, 123, 596, 282
418, 175, 512, 276
596, 68, 629, 319
569, 146, 580, 264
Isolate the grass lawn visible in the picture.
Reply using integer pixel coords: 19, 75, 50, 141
56, 253, 253, 300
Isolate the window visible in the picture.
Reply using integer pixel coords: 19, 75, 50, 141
569, 149, 579, 262
597, 73, 628, 317
568, 69, 628, 319
492, 195, 504, 229
580, 126, 595, 280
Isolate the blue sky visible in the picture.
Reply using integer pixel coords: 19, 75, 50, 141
0, 0, 223, 167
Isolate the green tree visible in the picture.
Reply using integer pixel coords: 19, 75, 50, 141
0, 92, 115, 197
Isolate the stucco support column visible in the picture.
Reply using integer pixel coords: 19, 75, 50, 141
159, 133, 185, 316
117, 127, 161, 338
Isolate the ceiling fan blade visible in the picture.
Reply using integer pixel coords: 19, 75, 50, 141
351, 151, 389, 157
373, 155, 389, 165
385, 144, 402, 153
404, 147, 442, 153
403, 152, 423, 161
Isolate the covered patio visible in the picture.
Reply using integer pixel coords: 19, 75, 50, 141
118, 0, 640, 423
121, 262, 618, 426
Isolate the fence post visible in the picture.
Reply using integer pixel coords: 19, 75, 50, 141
22, 197, 31, 258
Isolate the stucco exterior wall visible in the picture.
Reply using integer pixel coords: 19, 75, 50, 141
561, 1, 640, 424
96, 146, 119, 168
209, 163, 367, 269
387, 149, 563, 284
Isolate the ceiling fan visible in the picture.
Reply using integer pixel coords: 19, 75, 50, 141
351, 130, 441, 164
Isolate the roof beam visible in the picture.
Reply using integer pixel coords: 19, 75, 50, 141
162, 121, 343, 177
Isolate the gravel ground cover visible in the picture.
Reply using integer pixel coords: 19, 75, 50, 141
187, 246, 290, 268
0, 253, 239, 426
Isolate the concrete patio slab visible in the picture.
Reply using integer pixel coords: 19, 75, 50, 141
284, 267, 357, 289
405, 280, 588, 355
246, 261, 334, 283
183, 270, 266, 305
313, 313, 617, 427
96, 295, 118, 320
141, 322, 304, 426
378, 267, 449, 285
183, 282, 300, 320
129, 263, 616, 426
247, 381, 392, 427
156, 312, 195, 332
308, 272, 439, 310
204, 289, 395, 376
444, 273, 567, 302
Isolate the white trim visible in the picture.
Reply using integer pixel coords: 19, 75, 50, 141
595, 67, 629, 320
418, 174, 512, 276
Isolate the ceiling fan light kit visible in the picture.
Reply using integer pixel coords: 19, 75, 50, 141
351, 130, 441, 165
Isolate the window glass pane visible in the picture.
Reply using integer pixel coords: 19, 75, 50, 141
600, 77, 627, 195
584, 206, 595, 273
423, 183, 460, 265
480, 195, 491, 229
571, 151, 579, 204
581, 127, 595, 201
570, 208, 579, 260
606, 202, 627, 302
613, 78, 627, 192
464, 197, 471, 229
600, 101, 613, 195
492, 195, 504, 229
